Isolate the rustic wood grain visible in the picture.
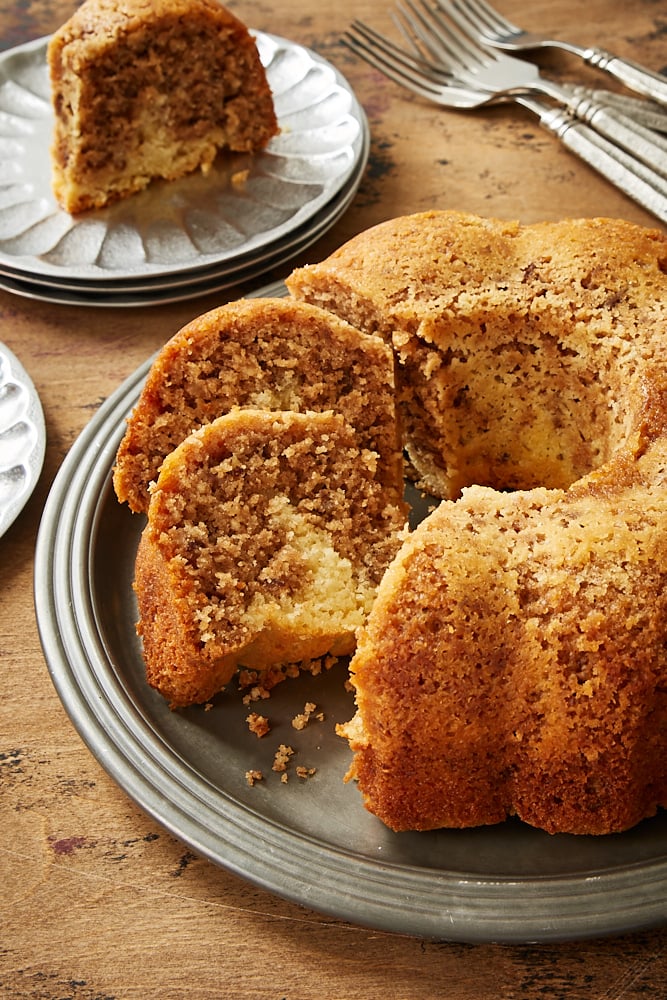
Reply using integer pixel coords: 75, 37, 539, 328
2, 0, 666, 996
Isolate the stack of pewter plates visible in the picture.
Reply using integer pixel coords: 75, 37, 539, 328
0, 32, 369, 307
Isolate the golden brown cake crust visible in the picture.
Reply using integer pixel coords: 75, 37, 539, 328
343, 375, 667, 835
135, 409, 407, 707
48, 0, 278, 212
113, 297, 403, 513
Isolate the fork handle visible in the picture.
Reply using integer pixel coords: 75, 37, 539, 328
522, 98, 667, 223
581, 48, 667, 107
568, 86, 667, 135
567, 99, 667, 182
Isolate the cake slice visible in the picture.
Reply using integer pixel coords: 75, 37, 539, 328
48, 0, 278, 213
114, 297, 404, 513
135, 408, 408, 707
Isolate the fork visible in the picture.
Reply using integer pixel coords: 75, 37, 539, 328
409, 0, 667, 179
442, 0, 667, 107
344, 21, 667, 223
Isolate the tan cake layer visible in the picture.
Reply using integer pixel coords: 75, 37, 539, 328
287, 210, 667, 500
341, 375, 667, 835
135, 409, 408, 707
114, 297, 404, 513
48, 0, 278, 213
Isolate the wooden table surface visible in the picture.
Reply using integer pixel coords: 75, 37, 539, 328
2, 0, 666, 997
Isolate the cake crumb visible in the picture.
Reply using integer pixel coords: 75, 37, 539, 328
291, 701, 319, 730
231, 168, 249, 189
245, 770, 263, 786
246, 712, 270, 738
296, 766, 317, 779
238, 669, 258, 689
242, 685, 271, 706
272, 744, 295, 772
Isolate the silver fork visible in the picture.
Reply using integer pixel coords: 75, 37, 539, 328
344, 20, 667, 223
410, 0, 667, 179
443, 0, 667, 106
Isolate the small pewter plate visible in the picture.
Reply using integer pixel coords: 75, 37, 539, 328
0, 342, 45, 537
34, 283, 667, 942
0, 32, 366, 282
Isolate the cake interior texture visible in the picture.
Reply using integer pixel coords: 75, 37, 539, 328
114, 297, 403, 514
48, 0, 278, 213
286, 211, 667, 501
135, 409, 407, 708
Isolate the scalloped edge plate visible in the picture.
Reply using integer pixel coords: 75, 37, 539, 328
0, 341, 45, 537
0, 126, 368, 306
0, 32, 366, 282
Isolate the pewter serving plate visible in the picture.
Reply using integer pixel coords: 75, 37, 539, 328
0, 32, 366, 282
34, 287, 667, 941
0, 342, 45, 537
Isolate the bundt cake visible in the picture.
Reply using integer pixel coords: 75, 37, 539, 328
291, 210, 667, 835
114, 297, 403, 513
48, 0, 278, 213
135, 408, 408, 707
286, 210, 667, 500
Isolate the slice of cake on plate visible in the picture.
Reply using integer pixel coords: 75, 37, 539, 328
48, 0, 278, 213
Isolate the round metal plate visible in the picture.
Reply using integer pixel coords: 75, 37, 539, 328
34, 302, 667, 941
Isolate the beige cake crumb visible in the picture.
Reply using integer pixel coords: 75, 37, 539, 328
238, 669, 258, 689
272, 744, 294, 773
291, 702, 318, 731
296, 766, 317, 779
245, 770, 263, 786
246, 713, 270, 738
238, 658, 338, 706
242, 685, 271, 706
231, 168, 250, 188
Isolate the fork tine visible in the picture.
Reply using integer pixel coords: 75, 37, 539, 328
344, 19, 491, 108
344, 22, 446, 102
395, 0, 486, 73
435, 0, 507, 55
448, 0, 521, 38
347, 18, 448, 81
392, 3, 451, 69
415, 0, 497, 70
348, 18, 433, 74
